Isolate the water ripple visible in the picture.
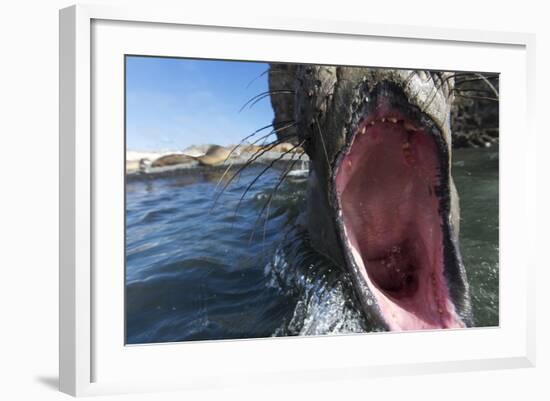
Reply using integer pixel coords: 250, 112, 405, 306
126, 150, 499, 343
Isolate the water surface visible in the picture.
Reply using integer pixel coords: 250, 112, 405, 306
125, 147, 499, 344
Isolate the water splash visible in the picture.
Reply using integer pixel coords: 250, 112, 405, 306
264, 228, 368, 336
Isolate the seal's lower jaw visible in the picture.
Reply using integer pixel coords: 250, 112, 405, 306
334, 113, 465, 331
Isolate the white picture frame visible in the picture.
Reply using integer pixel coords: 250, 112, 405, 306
59, 3, 536, 397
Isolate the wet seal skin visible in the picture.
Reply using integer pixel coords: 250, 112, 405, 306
195, 145, 232, 166
151, 154, 195, 167
274, 65, 473, 331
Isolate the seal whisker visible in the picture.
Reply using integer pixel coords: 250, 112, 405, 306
245, 68, 269, 89
465, 73, 499, 98
452, 88, 498, 97
248, 148, 305, 245
209, 139, 291, 211
261, 150, 305, 248
232, 141, 305, 218
239, 90, 295, 112
247, 91, 296, 111
403, 70, 417, 88
220, 123, 277, 166
315, 118, 332, 176
257, 153, 298, 255
216, 123, 291, 184
213, 125, 273, 193
421, 72, 454, 112
438, 72, 495, 92
419, 72, 444, 112
226, 123, 276, 157
453, 93, 499, 102
454, 74, 498, 85
440, 72, 499, 104
422, 71, 478, 112
246, 68, 296, 89
453, 78, 499, 97
212, 122, 298, 195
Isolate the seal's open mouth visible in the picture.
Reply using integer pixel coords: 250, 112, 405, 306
334, 101, 465, 331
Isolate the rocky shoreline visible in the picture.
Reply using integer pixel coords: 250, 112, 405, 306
126, 144, 308, 181
451, 77, 499, 148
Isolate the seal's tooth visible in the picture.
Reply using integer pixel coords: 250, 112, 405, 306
388, 117, 398, 124
404, 122, 417, 131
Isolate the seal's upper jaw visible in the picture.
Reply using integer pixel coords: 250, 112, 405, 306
333, 87, 465, 331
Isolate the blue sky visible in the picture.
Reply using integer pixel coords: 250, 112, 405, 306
126, 56, 275, 151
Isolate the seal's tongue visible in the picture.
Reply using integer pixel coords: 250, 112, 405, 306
335, 112, 465, 331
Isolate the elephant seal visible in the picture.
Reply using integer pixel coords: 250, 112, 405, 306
271, 65, 472, 331
151, 153, 195, 167
182, 144, 215, 158
240, 144, 263, 154
195, 145, 232, 166
269, 142, 302, 153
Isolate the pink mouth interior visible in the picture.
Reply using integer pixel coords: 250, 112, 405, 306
335, 113, 465, 331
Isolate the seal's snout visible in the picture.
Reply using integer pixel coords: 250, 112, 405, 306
286, 66, 472, 331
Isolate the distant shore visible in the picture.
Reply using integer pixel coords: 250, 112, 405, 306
126, 143, 308, 178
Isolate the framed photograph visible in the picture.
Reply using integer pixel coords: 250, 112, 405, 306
59, 4, 536, 396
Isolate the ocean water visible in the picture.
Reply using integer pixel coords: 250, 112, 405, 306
125, 147, 499, 344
